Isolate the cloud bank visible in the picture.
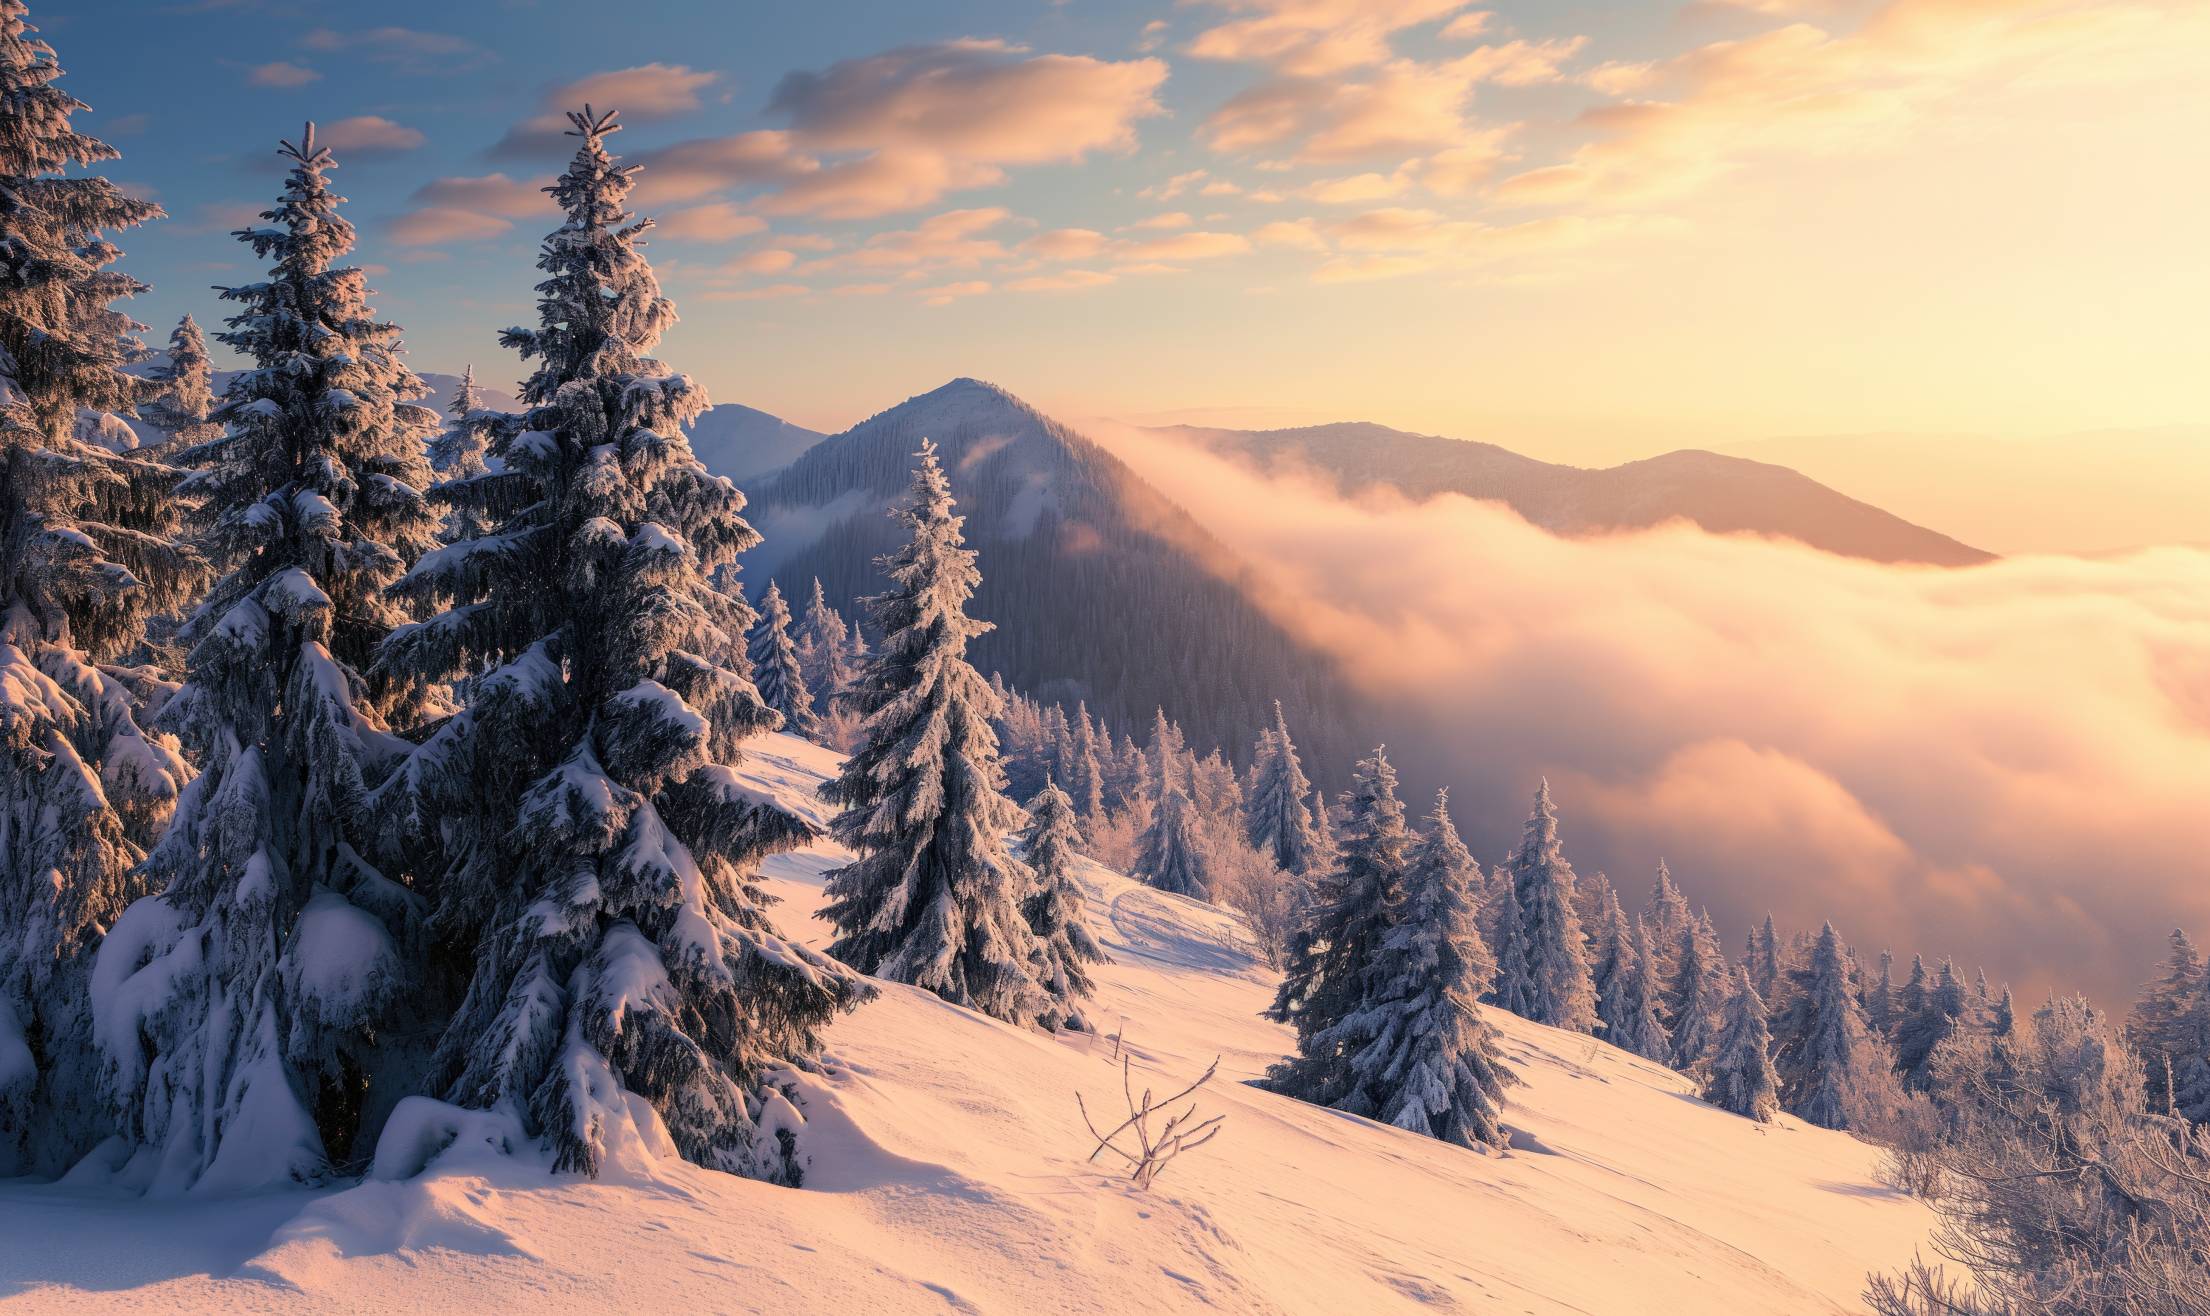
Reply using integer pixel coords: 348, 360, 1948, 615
1091, 425, 2210, 1005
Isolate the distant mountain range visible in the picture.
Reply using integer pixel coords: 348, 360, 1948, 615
1723, 429, 2210, 557
1151, 421, 1994, 567
739, 378, 1370, 773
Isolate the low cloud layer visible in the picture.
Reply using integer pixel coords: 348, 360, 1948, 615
1092, 425, 2210, 1005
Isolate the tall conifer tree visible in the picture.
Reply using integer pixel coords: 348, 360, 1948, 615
381, 108, 866, 1180
746, 579, 819, 740
1325, 788, 1513, 1149
0, 0, 197, 1171
96, 125, 442, 1191
141, 315, 219, 446
1244, 700, 1321, 875
1772, 923, 1894, 1130
1492, 781, 1597, 1033
1020, 778, 1106, 1032
1703, 967, 1780, 1122
821, 441, 1045, 1025
1265, 747, 1410, 1106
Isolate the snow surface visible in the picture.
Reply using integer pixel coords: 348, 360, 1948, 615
0, 733, 1934, 1313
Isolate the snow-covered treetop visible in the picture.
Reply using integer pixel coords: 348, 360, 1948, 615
0, 0, 190, 655
503, 106, 680, 407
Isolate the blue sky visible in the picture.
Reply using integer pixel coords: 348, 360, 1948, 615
44, 0, 2210, 457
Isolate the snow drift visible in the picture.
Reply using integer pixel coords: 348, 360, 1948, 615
0, 734, 1934, 1314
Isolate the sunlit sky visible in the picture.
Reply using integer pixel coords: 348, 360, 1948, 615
55, 0, 2210, 464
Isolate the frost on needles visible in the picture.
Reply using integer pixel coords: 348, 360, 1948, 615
377, 107, 869, 1183
0, 0, 200, 1175
820, 441, 1056, 1028
92, 125, 443, 1193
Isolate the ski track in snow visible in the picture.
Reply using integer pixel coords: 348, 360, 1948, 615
0, 733, 1936, 1314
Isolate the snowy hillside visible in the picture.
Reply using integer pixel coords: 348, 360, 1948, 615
0, 734, 1932, 1315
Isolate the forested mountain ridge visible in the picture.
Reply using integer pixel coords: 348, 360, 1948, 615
743, 378, 1367, 772
1154, 420, 1994, 567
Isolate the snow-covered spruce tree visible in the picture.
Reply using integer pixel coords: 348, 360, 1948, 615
821, 439, 1045, 1025
1702, 966, 1779, 1122
94, 125, 442, 1191
2163, 971, 2210, 1123
1135, 776, 1212, 901
1265, 747, 1410, 1106
140, 314, 219, 446
793, 577, 852, 719
1896, 957, 1968, 1092
1666, 913, 1728, 1074
1244, 700, 1321, 875
1599, 918, 1669, 1062
1772, 922, 1895, 1130
424, 365, 500, 544
2131, 928, 2203, 1112
382, 108, 868, 1181
0, 0, 199, 1172
1744, 913, 1781, 1012
1066, 701, 1108, 832
426, 365, 491, 478
1145, 706, 1186, 798
1492, 781, 1597, 1033
1587, 886, 1634, 1028
1324, 787, 1513, 1149
746, 579, 819, 740
1897, 953, 1929, 1037
1864, 948, 1897, 1039
1020, 778, 1105, 1032
1642, 859, 1690, 996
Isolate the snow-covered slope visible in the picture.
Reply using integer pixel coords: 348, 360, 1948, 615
0, 733, 1932, 1314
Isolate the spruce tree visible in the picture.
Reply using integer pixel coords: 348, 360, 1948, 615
1265, 747, 1409, 1106
793, 577, 853, 719
1021, 778, 1106, 1031
1703, 966, 1780, 1122
1744, 914, 1781, 1012
1492, 781, 1597, 1033
1065, 701, 1108, 832
2131, 928, 2203, 1111
1587, 886, 1634, 1021
0, 0, 198, 1171
1600, 918, 1669, 1062
94, 125, 443, 1191
425, 364, 497, 541
746, 579, 819, 740
426, 363, 491, 478
382, 108, 867, 1180
1898, 953, 1929, 1034
821, 440, 1044, 1025
1145, 706, 1185, 797
1864, 948, 1897, 1039
2166, 984, 2210, 1123
1244, 700, 1321, 875
1896, 957, 1967, 1092
1772, 922, 1893, 1130
1666, 911, 1727, 1073
1135, 777, 1212, 901
141, 314, 219, 446
1325, 787, 1513, 1149
1643, 859, 1691, 994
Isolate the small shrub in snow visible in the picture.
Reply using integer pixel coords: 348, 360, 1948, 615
1078, 1053, 1225, 1191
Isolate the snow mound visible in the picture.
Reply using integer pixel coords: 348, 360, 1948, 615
0, 732, 1934, 1313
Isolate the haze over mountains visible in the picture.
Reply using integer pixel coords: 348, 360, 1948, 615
1150, 421, 1993, 567
1724, 429, 2210, 557
736, 378, 1370, 776
708, 376, 1999, 788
